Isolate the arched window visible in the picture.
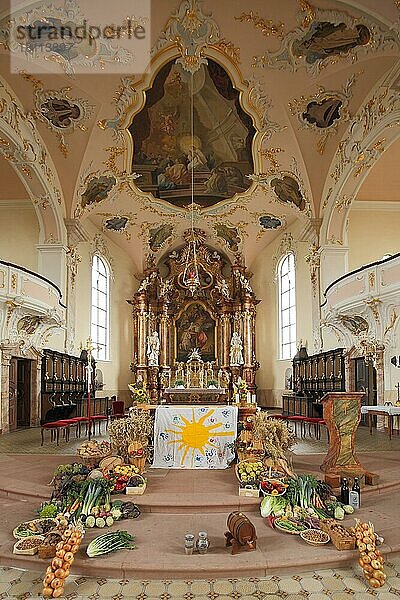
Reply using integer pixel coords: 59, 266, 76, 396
91, 254, 110, 361
278, 253, 296, 360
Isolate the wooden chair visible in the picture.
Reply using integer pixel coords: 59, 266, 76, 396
110, 400, 125, 420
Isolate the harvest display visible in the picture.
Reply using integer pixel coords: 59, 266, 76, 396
353, 519, 386, 588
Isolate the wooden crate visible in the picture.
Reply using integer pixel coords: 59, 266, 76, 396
319, 519, 355, 551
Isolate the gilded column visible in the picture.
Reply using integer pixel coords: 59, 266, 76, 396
220, 311, 231, 369
160, 305, 171, 368
137, 292, 148, 367
0, 349, 11, 434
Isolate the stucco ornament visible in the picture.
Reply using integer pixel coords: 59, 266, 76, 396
288, 73, 360, 154
152, 0, 220, 73
2, 0, 135, 76
20, 72, 94, 157
251, 5, 398, 76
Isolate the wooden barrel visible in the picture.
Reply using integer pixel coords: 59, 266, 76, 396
227, 511, 256, 545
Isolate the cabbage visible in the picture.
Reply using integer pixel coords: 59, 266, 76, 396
260, 495, 287, 518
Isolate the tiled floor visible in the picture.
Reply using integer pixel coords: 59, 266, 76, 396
0, 558, 400, 599
1, 425, 400, 598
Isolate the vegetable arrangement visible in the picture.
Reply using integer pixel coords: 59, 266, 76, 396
42, 523, 84, 598
260, 473, 355, 533
353, 519, 386, 589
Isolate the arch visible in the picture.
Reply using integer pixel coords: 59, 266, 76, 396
321, 66, 400, 246
0, 77, 66, 245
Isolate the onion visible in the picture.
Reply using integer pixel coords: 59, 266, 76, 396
71, 544, 79, 554
369, 578, 381, 588
50, 577, 62, 589
63, 544, 72, 552
55, 549, 65, 559
54, 568, 66, 579
51, 558, 63, 570
63, 551, 74, 563
52, 587, 65, 598
41, 587, 53, 597
44, 573, 55, 585
56, 542, 64, 551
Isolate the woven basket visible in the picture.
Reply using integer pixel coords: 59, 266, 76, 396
78, 452, 111, 469
274, 518, 308, 535
300, 529, 330, 546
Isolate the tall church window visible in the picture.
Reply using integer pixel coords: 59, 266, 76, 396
91, 254, 110, 361
278, 253, 296, 360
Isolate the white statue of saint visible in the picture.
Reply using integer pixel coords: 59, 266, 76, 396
147, 331, 160, 366
230, 332, 244, 366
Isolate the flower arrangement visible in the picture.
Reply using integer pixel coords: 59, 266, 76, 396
233, 377, 248, 404
128, 380, 150, 404
173, 379, 185, 388
207, 379, 218, 388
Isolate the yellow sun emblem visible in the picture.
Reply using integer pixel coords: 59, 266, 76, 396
166, 408, 234, 467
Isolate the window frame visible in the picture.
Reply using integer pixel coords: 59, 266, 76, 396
277, 252, 296, 361
91, 254, 110, 362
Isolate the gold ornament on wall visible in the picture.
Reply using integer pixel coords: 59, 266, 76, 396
235, 11, 284, 39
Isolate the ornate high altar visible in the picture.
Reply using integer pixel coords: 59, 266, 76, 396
128, 230, 260, 403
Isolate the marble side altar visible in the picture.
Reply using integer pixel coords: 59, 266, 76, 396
164, 387, 227, 404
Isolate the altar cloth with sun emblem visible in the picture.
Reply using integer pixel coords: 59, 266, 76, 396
152, 405, 238, 469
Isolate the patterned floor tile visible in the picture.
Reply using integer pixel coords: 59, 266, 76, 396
279, 579, 303, 594
300, 577, 325, 592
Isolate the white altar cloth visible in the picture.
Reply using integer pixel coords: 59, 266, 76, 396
152, 405, 238, 469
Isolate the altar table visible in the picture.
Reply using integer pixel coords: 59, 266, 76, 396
361, 405, 400, 440
152, 405, 238, 469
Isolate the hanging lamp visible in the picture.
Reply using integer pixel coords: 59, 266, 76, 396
183, 71, 201, 295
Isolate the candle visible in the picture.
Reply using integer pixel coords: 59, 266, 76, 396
247, 391, 251, 404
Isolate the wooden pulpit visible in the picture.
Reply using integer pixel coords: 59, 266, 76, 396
320, 392, 369, 479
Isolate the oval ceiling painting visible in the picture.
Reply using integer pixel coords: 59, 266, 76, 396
129, 59, 255, 208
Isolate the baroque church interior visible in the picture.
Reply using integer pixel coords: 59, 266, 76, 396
0, 0, 400, 595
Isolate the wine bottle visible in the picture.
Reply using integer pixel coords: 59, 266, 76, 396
349, 477, 360, 509
340, 477, 349, 504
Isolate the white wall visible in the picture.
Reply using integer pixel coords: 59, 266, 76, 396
0, 203, 39, 271
251, 222, 313, 407
347, 205, 400, 271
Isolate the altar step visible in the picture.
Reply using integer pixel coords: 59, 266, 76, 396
139, 467, 260, 513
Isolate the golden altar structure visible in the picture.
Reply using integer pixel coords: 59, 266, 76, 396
128, 230, 260, 403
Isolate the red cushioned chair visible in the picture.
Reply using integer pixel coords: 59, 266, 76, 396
41, 420, 76, 446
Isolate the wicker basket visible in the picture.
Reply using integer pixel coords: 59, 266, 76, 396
13, 536, 45, 555
78, 452, 111, 469
300, 529, 330, 546
125, 474, 147, 495
274, 518, 308, 535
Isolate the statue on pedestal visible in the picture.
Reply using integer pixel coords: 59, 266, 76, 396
230, 332, 244, 366
147, 331, 160, 366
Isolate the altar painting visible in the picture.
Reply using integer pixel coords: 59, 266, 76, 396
176, 303, 215, 362
129, 59, 254, 208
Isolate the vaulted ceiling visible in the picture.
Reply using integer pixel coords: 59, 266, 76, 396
0, 0, 399, 271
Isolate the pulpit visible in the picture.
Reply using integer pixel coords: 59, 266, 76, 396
320, 392, 370, 479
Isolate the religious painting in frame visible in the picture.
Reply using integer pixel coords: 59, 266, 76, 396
175, 302, 216, 362
128, 59, 255, 208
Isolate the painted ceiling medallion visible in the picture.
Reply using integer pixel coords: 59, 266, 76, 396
21, 72, 93, 157
259, 215, 282, 230
214, 224, 241, 253
288, 74, 358, 154
252, 4, 397, 76
79, 174, 116, 212
5, 0, 135, 75
148, 223, 174, 252
100, 212, 136, 240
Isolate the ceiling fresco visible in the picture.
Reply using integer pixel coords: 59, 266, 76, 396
0, 0, 399, 272
128, 59, 254, 208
